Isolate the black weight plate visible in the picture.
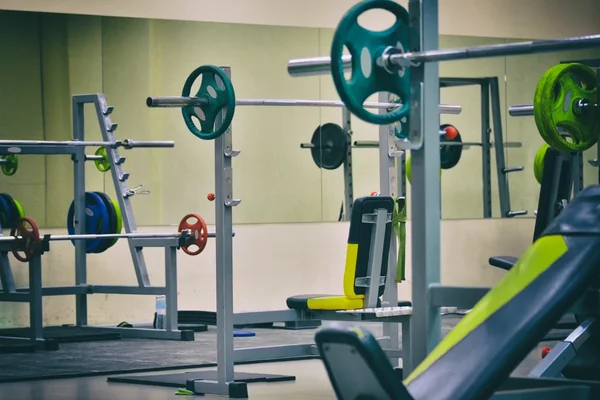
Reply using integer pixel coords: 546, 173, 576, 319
0, 193, 20, 229
440, 124, 463, 170
92, 192, 118, 254
310, 123, 348, 170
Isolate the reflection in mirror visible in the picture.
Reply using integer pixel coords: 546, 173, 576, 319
317, 33, 511, 221
504, 44, 600, 218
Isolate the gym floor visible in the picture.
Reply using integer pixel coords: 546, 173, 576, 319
0, 317, 552, 400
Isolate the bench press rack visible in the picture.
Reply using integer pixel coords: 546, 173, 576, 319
0, 94, 198, 349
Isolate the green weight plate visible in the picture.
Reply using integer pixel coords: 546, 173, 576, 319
534, 63, 599, 152
331, 0, 410, 125
94, 147, 111, 172
108, 196, 122, 249
310, 123, 348, 170
13, 199, 25, 218
91, 192, 117, 254
1, 154, 18, 176
533, 144, 550, 185
439, 124, 463, 170
181, 65, 236, 140
405, 156, 441, 184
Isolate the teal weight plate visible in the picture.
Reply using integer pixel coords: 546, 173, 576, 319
181, 65, 236, 140
331, 0, 410, 125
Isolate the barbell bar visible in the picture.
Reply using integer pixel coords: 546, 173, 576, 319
287, 34, 600, 78
0, 230, 218, 243
509, 100, 597, 117
301, 140, 522, 149
0, 139, 175, 149
146, 96, 462, 115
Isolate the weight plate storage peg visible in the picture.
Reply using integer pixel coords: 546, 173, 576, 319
534, 63, 600, 152
181, 65, 236, 140
439, 124, 463, 170
177, 213, 208, 256
10, 216, 42, 263
330, 0, 410, 125
0, 154, 18, 176
66, 192, 110, 254
310, 123, 349, 170
94, 147, 111, 172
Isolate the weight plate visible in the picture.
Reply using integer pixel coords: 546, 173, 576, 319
310, 123, 348, 170
109, 196, 122, 249
13, 199, 25, 218
66, 192, 110, 254
405, 156, 441, 184
94, 147, 111, 172
0, 193, 20, 229
0, 195, 11, 229
534, 63, 599, 152
534, 144, 550, 184
181, 65, 236, 140
1, 154, 18, 176
439, 124, 463, 170
330, 0, 410, 125
92, 192, 118, 254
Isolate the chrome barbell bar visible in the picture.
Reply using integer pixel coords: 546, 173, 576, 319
146, 96, 462, 115
0, 230, 226, 243
0, 139, 175, 148
509, 100, 597, 117
287, 34, 600, 78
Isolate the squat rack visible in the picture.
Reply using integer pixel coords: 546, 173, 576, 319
287, 0, 600, 394
0, 94, 196, 349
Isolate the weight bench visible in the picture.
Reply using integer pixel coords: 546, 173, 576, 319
316, 185, 600, 399
286, 196, 395, 312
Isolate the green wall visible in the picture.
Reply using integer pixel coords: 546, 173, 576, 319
1, 10, 599, 228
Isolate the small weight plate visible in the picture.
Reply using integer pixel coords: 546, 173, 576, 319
92, 192, 118, 253
439, 124, 463, 170
534, 144, 550, 184
310, 123, 348, 170
67, 192, 110, 254
1, 154, 18, 176
94, 148, 111, 172
13, 199, 25, 218
534, 63, 600, 152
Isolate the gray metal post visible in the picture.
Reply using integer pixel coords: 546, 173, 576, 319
573, 152, 583, 194
342, 107, 353, 221
408, 0, 442, 367
28, 255, 43, 341
480, 82, 492, 218
72, 98, 88, 326
165, 246, 178, 331
0, 252, 16, 293
363, 209, 389, 308
378, 92, 400, 368
489, 78, 511, 217
215, 67, 237, 387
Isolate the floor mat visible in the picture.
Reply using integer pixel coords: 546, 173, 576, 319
107, 370, 295, 387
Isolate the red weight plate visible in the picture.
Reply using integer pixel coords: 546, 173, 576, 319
177, 213, 208, 256
10, 217, 41, 262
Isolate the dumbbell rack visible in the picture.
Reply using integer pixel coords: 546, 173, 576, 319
0, 94, 189, 350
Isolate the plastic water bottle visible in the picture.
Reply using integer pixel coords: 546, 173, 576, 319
155, 295, 166, 329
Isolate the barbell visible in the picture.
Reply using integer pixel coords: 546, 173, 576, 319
5, 214, 214, 262
0, 151, 116, 177
0, 139, 174, 149
145, 65, 462, 141
285, 0, 600, 126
